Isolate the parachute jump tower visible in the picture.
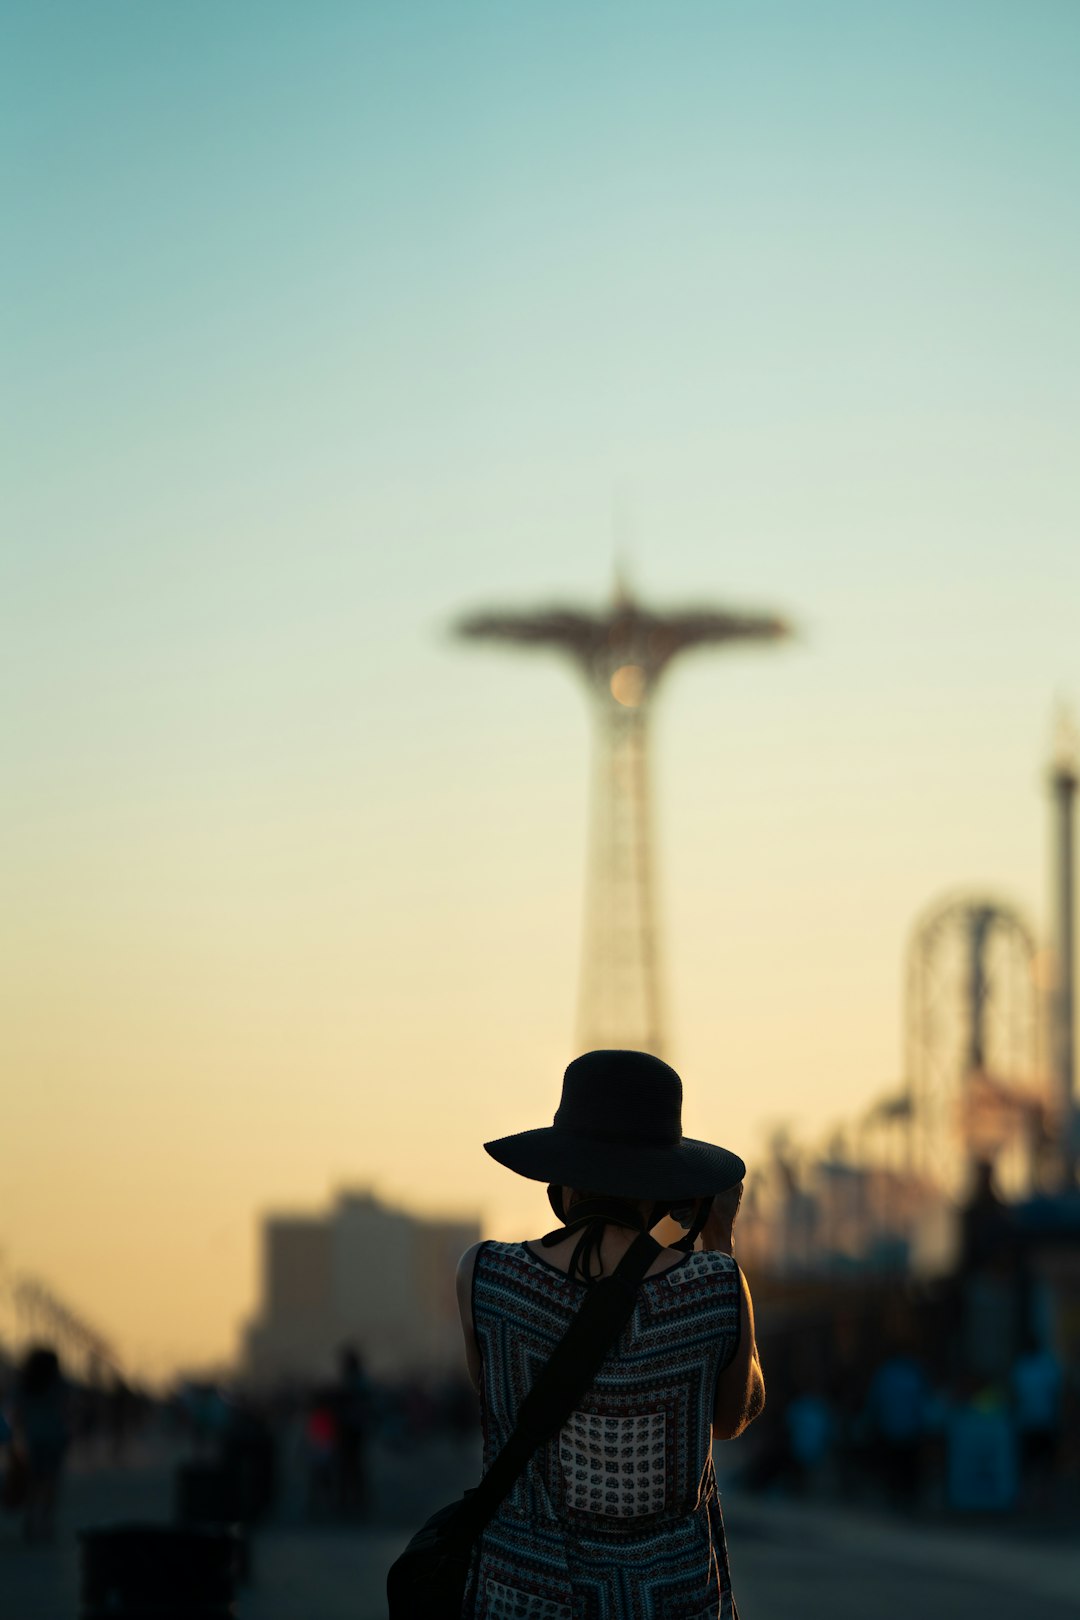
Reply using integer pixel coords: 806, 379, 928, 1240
457, 581, 791, 1057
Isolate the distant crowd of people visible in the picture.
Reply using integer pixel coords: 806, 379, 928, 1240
735, 1324, 1073, 1516
173, 1344, 476, 1528
0, 1332, 491, 1557
3, 1291, 1074, 1552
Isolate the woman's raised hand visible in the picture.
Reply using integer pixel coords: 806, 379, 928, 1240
700, 1181, 744, 1256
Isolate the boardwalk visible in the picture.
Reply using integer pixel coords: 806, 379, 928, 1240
2, 1436, 1078, 1619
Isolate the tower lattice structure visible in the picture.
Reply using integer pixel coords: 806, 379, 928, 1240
458, 583, 791, 1057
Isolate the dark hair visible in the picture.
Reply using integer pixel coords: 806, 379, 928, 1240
19, 1346, 61, 1397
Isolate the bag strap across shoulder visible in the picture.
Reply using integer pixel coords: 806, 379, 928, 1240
455, 1228, 663, 1541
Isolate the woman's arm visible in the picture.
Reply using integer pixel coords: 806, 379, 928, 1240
455, 1242, 484, 1393
702, 1183, 765, 1440
712, 1269, 765, 1439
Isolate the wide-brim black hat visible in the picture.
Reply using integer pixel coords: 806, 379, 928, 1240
484, 1050, 745, 1201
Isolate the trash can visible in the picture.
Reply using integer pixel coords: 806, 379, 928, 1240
80, 1523, 240, 1618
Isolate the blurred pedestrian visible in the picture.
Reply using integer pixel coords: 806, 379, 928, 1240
785, 1382, 834, 1496
11, 1346, 70, 1543
864, 1343, 928, 1510
303, 1388, 338, 1521
334, 1346, 373, 1519
1011, 1331, 1063, 1507
107, 1373, 136, 1463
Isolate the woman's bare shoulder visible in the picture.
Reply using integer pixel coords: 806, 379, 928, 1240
455, 1241, 486, 1292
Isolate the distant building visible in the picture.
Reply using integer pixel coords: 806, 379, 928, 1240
243, 1189, 480, 1385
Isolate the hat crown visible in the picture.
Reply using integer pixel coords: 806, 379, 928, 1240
554, 1050, 683, 1148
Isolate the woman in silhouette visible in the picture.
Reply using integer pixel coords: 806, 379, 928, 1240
457, 1049, 764, 1619
11, 1346, 70, 1544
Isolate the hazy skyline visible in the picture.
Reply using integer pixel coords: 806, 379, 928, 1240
5, 1, 1080, 1376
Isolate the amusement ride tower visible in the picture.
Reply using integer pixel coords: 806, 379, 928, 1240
457, 581, 791, 1056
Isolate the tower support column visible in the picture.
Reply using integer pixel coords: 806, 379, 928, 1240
577, 695, 663, 1056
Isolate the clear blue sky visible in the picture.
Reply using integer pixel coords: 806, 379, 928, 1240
4, 1, 1079, 1373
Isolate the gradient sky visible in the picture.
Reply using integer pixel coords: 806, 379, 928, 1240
4, 1, 1079, 1377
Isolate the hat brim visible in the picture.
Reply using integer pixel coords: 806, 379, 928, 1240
483, 1126, 745, 1201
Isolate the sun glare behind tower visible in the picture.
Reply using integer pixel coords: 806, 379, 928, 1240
457, 579, 792, 1056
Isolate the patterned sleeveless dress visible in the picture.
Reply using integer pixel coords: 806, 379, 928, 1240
463, 1239, 742, 1620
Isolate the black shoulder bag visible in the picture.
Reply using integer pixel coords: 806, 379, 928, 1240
386, 1229, 662, 1619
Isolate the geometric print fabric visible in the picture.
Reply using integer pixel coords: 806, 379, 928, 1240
485, 1581, 571, 1620
558, 1410, 667, 1517
465, 1239, 741, 1620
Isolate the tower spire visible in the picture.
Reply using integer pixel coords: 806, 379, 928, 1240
457, 582, 792, 1056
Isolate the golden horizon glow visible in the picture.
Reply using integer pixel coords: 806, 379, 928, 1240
6, 1, 1079, 1378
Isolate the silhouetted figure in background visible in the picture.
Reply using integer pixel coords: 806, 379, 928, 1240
220, 1401, 278, 1525
303, 1387, 338, 1521
11, 1346, 70, 1543
960, 1158, 1015, 1272
1011, 1330, 1063, 1508
334, 1345, 373, 1519
784, 1377, 834, 1496
864, 1339, 928, 1510
107, 1373, 137, 1463
0, 1398, 18, 1518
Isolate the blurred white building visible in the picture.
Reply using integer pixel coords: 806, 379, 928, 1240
242, 1189, 480, 1384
